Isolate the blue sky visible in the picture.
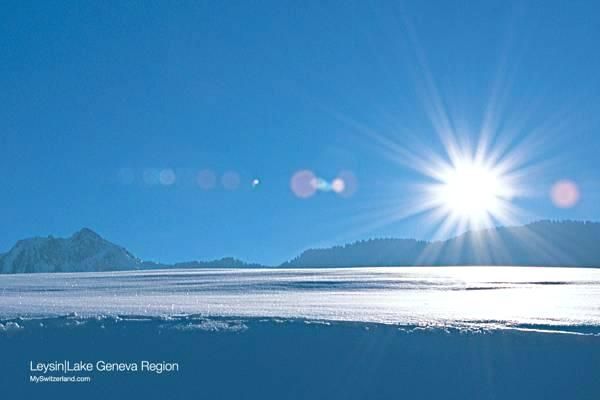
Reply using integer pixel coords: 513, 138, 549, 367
1, 0, 599, 265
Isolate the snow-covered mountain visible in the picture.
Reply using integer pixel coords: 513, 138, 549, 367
0, 228, 142, 273
0, 228, 261, 273
2, 221, 600, 273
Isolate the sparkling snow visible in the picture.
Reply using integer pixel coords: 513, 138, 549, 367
1, 267, 599, 333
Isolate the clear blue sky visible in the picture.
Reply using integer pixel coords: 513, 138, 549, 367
1, 0, 599, 265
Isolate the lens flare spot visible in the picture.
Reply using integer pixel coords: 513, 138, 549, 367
331, 178, 345, 193
291, 170, 317, 198
314, 177, 331, 191
197, 169, 217, 190
551, 180, 580, 208
159, 169, 176, 185
337, 170, 358, 197
221, 171, 241, 191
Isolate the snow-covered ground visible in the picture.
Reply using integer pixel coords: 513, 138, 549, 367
2, 267, 600, 399
1, 266, 599, 333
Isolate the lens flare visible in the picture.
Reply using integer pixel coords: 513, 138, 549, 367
291, 170, 317, 198
336, 170, 357, 198
551, 180, 579, 208
331, 178, 345, 193
159, 169, 176, 185
221, 171, 241, 191
197, 169, 217, 190
290, 170, 358, 198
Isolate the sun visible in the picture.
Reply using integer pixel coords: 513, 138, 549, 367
438, 161, 508, 220
426, 155, 517, 231
355, 127, 530, 240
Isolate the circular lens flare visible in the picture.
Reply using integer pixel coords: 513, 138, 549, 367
551, 180, 579, 208
331, 178, 345, 193
197, 169, 217, 190
159, 169, 176, 185
291, 170, 317, 198
221, 171, 241, 191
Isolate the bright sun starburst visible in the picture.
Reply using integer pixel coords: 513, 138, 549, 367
430, 157, 514, 226
346, 122, 535, 242
410, 138, 530, 239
